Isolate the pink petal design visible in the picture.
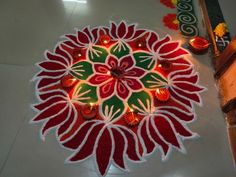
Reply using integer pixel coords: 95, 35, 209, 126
63, 121, 97, 149
140, 119, 155, 154
116, 81, 129, 100
57, 109, 74, 136
132, 29, 146, 39
94, 64, 109, 74
147, 32, 159, 49
111, 128, 126, 170
159, 42, 179, 54
99, 79, 116, 99
32, 101, 67, 122
33, 96, 64, 111
77, 31, 90, 44
171, 58, 192, 66
174, 82, 204, 92
173, 74, 198, 84
69, 123, 104, 161
169, 88, 192, 108
37, 78, 60, 89
160, 48, 189, 59
161, 112, 193, 137
117, 21, 127, 38
91, 28, 99, 42
124, 24, 135, 39
107, 55, 118, 68
148, 118, 169, 155
110, 22, 118, 38
153, 35, 171, 51
173, 87, 201, 103
96, 128, 113, 176
170, 68, 193, 77
89, 74, 112, 85
41, 106, 70, 136
36, 71, 65, 78
125, 68, 145, 77
65, 34, 80, 45
153, 116, 180, 148
119, 126, 141, 161
46, 51, 68, 66
83, 27, 93, 41
38, 90, 67, 101
125, 78, 142, 90
119, 55, 134, 71
63, 40, 79, 48
38, 61, 66, 71
159, 106, 194, 122
55, 44, 73, 64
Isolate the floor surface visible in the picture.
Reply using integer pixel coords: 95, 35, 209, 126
0, 0, 236, 177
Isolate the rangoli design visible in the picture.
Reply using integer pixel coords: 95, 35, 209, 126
31, 21, 205, 176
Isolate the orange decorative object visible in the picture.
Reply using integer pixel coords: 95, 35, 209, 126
81, 103, 97, 120
135, 38, 146, 49
188, 36, 210, 54
124, 110, 140, 126
163, 13, 179, 30
155, 88, 170, 102
61, 74, 77, 88
158, 60, 173, 72
100, 35, 111, 45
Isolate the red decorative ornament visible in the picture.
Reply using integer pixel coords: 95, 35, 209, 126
155, 88, 170, 102
124, 109, 140, 126
188, 36, 210, 54
80, 103, 97, 120
158, 60, 173, 72
135, 38, 146, 49
100, 35, 111, 45
61, 74, 77, 88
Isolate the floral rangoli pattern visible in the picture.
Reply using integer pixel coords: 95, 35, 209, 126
32, 21, 205, 176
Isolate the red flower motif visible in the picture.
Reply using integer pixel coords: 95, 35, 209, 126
31, 90, 78, 141
63, 26, 109, 48
167, 68, 206, 108
35, 44, 73, 91
63, 120, 142, 176
88, 55, 145, 100
163, 13, 179, 30
109, 21, 146, 41
138, 104, 196, 159
160, 0, 177, 9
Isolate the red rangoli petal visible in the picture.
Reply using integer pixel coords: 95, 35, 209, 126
99, 79, 116, 99
118, 21, 127, 38
117, 81, 129, 100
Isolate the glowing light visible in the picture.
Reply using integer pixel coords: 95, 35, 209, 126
155, 88, 170, 102
100, 35, 111, 45
63, 0, 87, 4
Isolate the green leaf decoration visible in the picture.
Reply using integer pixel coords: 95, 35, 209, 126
133, 52, 155, 70
102, 95, 125, 122
70, 61, 93, 80
88, 45, 108, 63
73, 83, 98, 104
141, 72, 167, 89
128, 91, 151, 113
110, 41, 130, 59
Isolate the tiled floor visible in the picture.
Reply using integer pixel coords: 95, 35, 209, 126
0, 0, 236, 177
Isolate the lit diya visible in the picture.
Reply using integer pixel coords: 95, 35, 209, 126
124, 109, 141, 126
155, 87, 170, 102
100, 34, 111, 45
80, 103, 97, 120
61, 74, 77, 88
188, 36, 210, 54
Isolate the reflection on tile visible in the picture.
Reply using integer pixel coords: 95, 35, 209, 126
0, 65, 33, 172
0, 0, 77, 65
